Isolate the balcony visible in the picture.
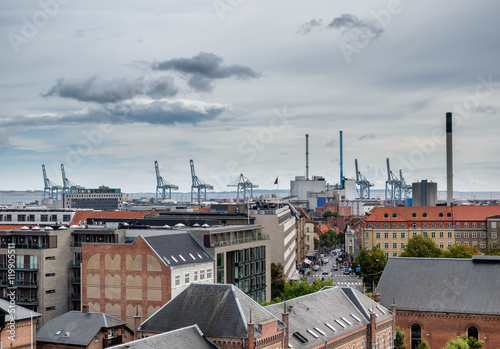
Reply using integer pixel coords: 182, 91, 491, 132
0, 243, 49, 250
70, 293, 81, 300
15, 298, 38, 306
0, 263, 38, 271
70, 277, 81, 284
70, 241, 82, 247
69, 261, 82, 268
209, 235, 270, 248
0, 279, 38, 287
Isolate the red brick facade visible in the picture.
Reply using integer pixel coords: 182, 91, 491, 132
396, 311, 500, 349
81, 237, 171, 323
0, 317, 38, 349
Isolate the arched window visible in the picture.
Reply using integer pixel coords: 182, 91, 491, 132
392, 213, 397, 218
412, 213, 417, 218
376, 337, 379, 349
352, 344, 356, 349
468, 326, 479, 340
384, 213, 389, 218
422, 213, 428, 218
382, 334, 386, 349
411, 323, 422, 349
438, 212, 444, 218
361, 340, 365, 349
388, 332, 392, 349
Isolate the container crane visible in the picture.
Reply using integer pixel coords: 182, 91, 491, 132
227, 174, 259, 202
354, 159, 374, 199
61, 164, 83, 193
42, 164, 62, 199
384, 158, 401, 206
155, 160, 178, 202
190, 159, 213, 204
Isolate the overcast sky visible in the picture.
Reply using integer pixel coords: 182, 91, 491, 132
1, 0, 500, 195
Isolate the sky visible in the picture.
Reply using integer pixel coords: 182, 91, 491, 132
1, 0, 500, 194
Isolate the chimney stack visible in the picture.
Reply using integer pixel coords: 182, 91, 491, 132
340, 130, 344, 189
446, 112, 453, 206
82, 304, 88, 314
134, 306, 142, 340
306, 134, 309, 180
282, 303, 290, 349
247, 322, 255, 349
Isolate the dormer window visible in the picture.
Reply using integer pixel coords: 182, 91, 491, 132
392, 213, 397, 218
384, 214, 389, 218
438, 213, 444, 218
423, 213, 428, 218
412, 213, 417, 218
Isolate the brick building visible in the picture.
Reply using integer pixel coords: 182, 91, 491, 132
376, 256, 500, 349
362, 206, 500, 257
81, 230, 215, 323
0, 299, 41, 349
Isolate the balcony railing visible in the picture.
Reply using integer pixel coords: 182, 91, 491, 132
70, 293, 81, 300
69, 261, 82, 267
210, 234, 269, 248
0, 243, 49, 249
15, 298, 38, 305
0, 263, 38, 270
70, 277, 81, 283
70, 241, 82, 247
0, 279, 38, 287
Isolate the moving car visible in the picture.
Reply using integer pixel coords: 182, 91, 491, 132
333, 265, 338, 271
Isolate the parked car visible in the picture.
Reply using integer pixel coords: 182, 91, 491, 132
322, 270, 329, 275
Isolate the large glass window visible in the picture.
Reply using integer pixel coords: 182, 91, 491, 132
217, 253, 224, 267
411, 323, 421, 349
468, 326, 478, 340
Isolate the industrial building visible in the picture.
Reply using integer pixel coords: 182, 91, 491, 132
62, 186, 123, 210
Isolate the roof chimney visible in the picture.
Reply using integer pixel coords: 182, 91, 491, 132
306, 134, 309, 180
82, 304, 88, 314
446, 112, 453, 206
340, 130, 344, 189
247, 322, 255, 349
282, 303, 290, 348
134, 306, 142, 341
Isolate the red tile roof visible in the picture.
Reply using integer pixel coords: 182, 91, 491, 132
70, 210, 159, 225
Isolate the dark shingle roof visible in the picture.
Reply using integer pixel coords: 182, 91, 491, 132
0, 298, 41, 322
376, 257, 500, 315
139, 284, 284, 339
142, 231, 214, 267
36, 311, 128, 346
265, 287, 392, 349
112, 325, 219, 349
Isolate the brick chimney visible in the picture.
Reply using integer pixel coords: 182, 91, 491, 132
282, 311, 289, 348
247, 322, 255, 349
82, 304, 88, 314
373, 293, 381, 303
369, 311, 376, 349
134, 314, 142, 340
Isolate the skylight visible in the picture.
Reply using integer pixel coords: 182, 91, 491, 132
55, 330, 62, 335
351, 314, 361, 322
179, 254, 186, 261
293, 332, 308, 343
189, 253, 196, 260
171, 256, 178, 263
163, 256, 170, 264
341, 317, 352, 326
376, 305, 386, 314
334, 319, 346, 328
197, 253, 203, 259
314, 327, 326, 335
307, 329, 319, 339
325, 323, 336, 331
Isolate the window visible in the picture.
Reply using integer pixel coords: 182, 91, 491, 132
439, 232, 444, 238
385, 252, 389, 258
431, 232, 436, 238
200, 269, 205, 280
493, 222, 498, 228
413, 232, 417, 237
464, 222, 469, 228
480, 242, 486, 249
472, 222, 477, 228
376, 223, 381, 229
448, 232, 452, 238
481, 222, 485, 228
422, 222, 428, 228
392, 252, 397, 257
401, 223, 406, 228
401, 232, 405, 239
456, 232, 461, 238
366, 232, 369, 239
423, 232, 428, 237
384, 223, 389, 229
41, 215, 48, 222
422, 213, 428, 218
448, 242, 452, 247
412, 213, 417, 218
431, 222, 436, 228
384, 213, 389, 218
447, 213, 452, 218
392, 223, 397, 229
63, 214, 71, 222
411, 323, 422, 349
384, 243, 389, 249
472, 232, 477, 238
412, 223, 417, 228
393, 233, 397, 239
392, 213, 397, 218
439, 222, 444, 228
492, 232, 498, 239
45, 256, 55, 260
464, 232, 469, 238
185, 273, 190, 284
384, 233, 389, 239
464, 241, 469, 246
401, 242, 405, 249
45, 289, 55, 294
45, 273, 55, 277
45, 306, 56, 311
194, 271, 198, 281
207, 268, 212, 279
467, 326, 478, 340
447, 222, 452, 228
376, 242, 381, 248
376, 233, 381, 239
439, 242, 444, 248
217, 253, 224, 267
456, 222, 461, 228
174, 275, 180, 286
438, 213, 444, 218
480, 232, 486, 238
393, 243, 397, 249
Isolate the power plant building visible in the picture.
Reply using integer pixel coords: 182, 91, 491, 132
412, 180, 438, 206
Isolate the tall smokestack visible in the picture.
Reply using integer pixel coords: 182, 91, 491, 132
340, 130, 343, 189
306, 134, 309, 180
446, 112, 453, 206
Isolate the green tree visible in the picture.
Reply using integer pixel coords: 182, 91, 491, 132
320, 229, 337, 249
464, 336, 484, 349
444, 337, 469, 349
394, 327, 406, 349
415, 339, 430, 349
314, 237, 319, 250
356, 247, 387, 288
443, 244, 481, 258
400, 235, 443, 257
270, 262, 286, 300
323, 210, 338, 217
484, 244, 500, 255
336, 231, 345, 249
260, 278, 334, 306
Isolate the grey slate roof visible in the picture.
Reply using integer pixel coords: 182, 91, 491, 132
139, 284, 285, 339
376, 257, 500, 316
113, 325, 219, 349
0, 298, 41, 322
142, 231, 214, 267
36, 311, 128, 346
265, 287, 393, 349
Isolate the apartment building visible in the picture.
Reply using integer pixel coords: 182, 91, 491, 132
0, 208, 76, 226
62, 186, 123, 210
362, 206, 500, 257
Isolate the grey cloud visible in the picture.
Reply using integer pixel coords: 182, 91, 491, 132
328, 14, 384, 40
471, 105, 497, 115
0, 99, 230, 128
297, 19, 323, 35
41, 76, 178, 103
325, 139, 337, 148
152, 52, 260, 92
359, 133, 376, 140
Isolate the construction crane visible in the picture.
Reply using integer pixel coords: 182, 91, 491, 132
155, 160, 178, 202
61, 164, 83, 193
399, 169, 412, 204
227, 174, 259, 202
42, 164, 62, 199
354, 159, 374, 199
190, 159, 214, 204
384, 158, 401, 206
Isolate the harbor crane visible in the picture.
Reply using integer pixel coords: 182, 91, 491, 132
385, 158, 401, 206
227, 174, 259, 202
42, 164, 62, 199
399, 169, 412, 204
354, 159, 374, 199
61, 164, 83, 193
190, 159, 214, 204
155, 160, 178, 202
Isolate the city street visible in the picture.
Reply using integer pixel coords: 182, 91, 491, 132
301, 251, 364, 293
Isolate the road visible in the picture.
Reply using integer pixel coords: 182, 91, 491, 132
302, 252, 364, 293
